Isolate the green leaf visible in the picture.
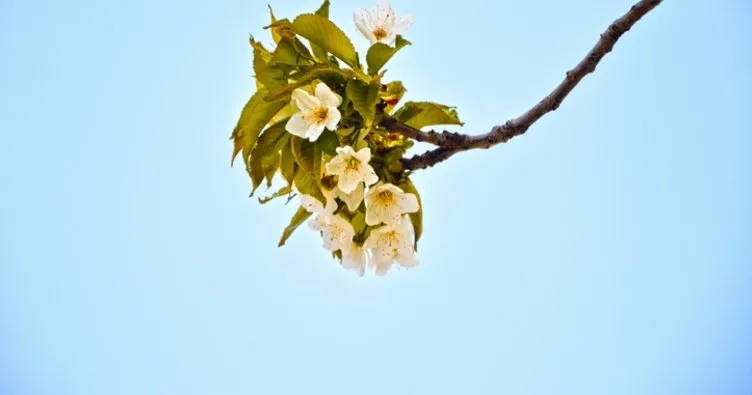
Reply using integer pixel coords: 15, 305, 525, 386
271, 37, 311, 66
335, 126, 355, 137
393, 101, 464, 129
278, 207, 312, 247
290, 136, 317, 173
366, 36, 411, 76
254, 45, 287, 90
292, 14, 358, 67
248, 37, 272, 61
280, 141, 297, 186
351, 209, 366, 234
249, 122, 289, 193
398, 178, 423, 248
313, 143, 323, 179
259, 185, 293, 204
309, 0, 331, 61
315, 0, 330, 17
316, 129, 339, 156
230, 89, 287, 168
293, 169, 324, 203
346, 79, 381, 126
267, 5, 283, 43
265, 64, 350, 102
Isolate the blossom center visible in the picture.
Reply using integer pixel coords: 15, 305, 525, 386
372, 27, 388, 40
376, 190, 396, 206
382, 231, 399, 249
312, 107, 329, 124
344, 157, 362, 173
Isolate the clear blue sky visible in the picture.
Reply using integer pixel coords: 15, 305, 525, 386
1, 0, 750, 394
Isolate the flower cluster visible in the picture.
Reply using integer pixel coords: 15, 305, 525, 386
295, 120, 420, 276
231, 0, 463, 276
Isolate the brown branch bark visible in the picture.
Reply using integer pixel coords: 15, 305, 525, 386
380, 0, 663, 170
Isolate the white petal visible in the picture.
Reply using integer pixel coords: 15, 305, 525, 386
325, 106, 341, 131
383, 206, 402, 227
396, 249, 418, 267
371, 246, 395, 266
291, 89, 320, 112
325, 155, 346, 176
305, 123, 326, 142
301, 194, 324, 214
338, 170, 361, 194
392, 15, 414, 36
323, 192, 338, 215
335, 146, 356, 156
398, 192, 419, 214
322, 232, 340, 251
332, 215, 355, 239
342, 244, 366, 276
354, 10, 377, 43
308, 213, 327, 230
338, 183, 364, 212
315, 83, 342, 107
363, 166, 379, 186
365, 201, 388, 226
355, 147, 372, 163
376, 0, 394, 24
397, 216, 415, 235
285, 112, 309, 138
373, 260, 392, 276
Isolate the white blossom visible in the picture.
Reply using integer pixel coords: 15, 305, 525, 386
309, 213, 355, 252
365, 218, 417, 276
285, 83, 342, 142
364, 182, 419, 227
353, 0, 414, 45
341, 242, 368, 276
325, 146, 379, 195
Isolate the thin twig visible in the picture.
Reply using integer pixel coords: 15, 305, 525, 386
383, 0, 663, 170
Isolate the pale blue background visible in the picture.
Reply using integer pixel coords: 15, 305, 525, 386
1, 0, 750, 394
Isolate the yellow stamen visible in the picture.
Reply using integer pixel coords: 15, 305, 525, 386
345, 157, 361, 172
313, 107, 329, 124
373, 27, 388, 40
377, 190, 395, 206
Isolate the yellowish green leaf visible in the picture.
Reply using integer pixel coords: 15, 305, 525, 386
346, 79, 381, 126
280, 141, 297, 186
278, 207, 312, 247
259, 185, 293, 204
293, 169, 324, 203
249, 122, 289, 193
290, 136, 316, 173
265, 65, 350, 102
292, 14, 358, 67
230, 89, 287, 168
316, 130, 339, 156
366, 36, 411, 75
393, 101, 464, 129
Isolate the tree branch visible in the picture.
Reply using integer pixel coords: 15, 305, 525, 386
383, 0, 663, 171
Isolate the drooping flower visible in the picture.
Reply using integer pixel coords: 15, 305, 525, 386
353, 0, 414, 45
364, 182, 419, 227
336, 182, 365, 212
309, 213, 355, 252
341, 242, 368, 276
285, 83, 342, 142
324, 146, 379, 195
364, 218, 418, 276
